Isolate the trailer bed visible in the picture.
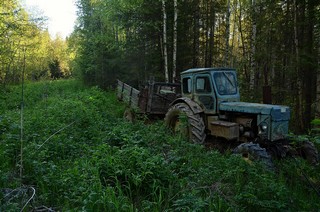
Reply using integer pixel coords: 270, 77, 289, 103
117, 79, 180, 115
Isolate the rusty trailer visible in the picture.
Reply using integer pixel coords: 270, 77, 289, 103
117, 79, 180, 116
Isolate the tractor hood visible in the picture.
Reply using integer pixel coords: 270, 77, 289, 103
219, 102, 290, 121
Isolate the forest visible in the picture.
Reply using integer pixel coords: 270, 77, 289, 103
1, 0, 320, 132
1, 0, 320, 210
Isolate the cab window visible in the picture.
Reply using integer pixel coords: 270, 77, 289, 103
182, 77, 192, 94
196, 76, 211, 93
213, 72, 237, 95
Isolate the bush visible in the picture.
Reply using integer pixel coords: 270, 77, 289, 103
0, 79, 319, 211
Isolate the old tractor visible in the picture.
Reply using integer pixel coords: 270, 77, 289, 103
117, 68, 319, 166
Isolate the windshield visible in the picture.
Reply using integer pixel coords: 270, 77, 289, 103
213, 72, 237, 95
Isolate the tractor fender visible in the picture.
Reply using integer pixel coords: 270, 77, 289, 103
170, 97, 204, 114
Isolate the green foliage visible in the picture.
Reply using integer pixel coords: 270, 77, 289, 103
71, 0, 320, 134
0, 1, 73, 86
0, 79, 320, 210
311, 119, 320, 127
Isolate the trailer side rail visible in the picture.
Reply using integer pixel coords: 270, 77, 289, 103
117, 80, 140, 109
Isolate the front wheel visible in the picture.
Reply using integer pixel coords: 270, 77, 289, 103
123, 108, 135, 122
233, 142, 274, 170
165, 102, 206, 143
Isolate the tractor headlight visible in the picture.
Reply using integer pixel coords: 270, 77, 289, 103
261, 123, 268, 131
259, 122, 268, 133
258, 122, 269, 139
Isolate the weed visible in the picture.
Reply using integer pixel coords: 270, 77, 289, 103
0, 79, 319, 210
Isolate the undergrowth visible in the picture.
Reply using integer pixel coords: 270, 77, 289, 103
0, 79, 319, 211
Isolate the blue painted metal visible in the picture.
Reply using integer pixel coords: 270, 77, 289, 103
219, 102, 290, 121
180, 67, 291, 141
181, 67, 236, 75
220, 102, 290, 141
180, 68, 240, 113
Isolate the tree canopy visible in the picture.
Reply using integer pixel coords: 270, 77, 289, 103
0, 0, 71, 86
72, 0, 320, 132
1, 0, 320, 132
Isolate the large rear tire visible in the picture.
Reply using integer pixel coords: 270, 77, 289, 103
165, 102, 206, 143
233, 142, 274, 170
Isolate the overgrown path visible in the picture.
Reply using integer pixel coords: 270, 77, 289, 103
0, 80, 319, 210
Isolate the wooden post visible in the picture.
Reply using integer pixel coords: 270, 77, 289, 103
263, 86, 272, 104
129, 87, 133, 106
121, 81, 125, 100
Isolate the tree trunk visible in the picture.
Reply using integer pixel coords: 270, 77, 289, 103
193, 0, 200, 67
225, 0, 231, 67
238, 0, 248, 80
316, 41, 320, 118
304, 0, 316, 128
204, 0, 209, 67
162, 0, 169, 82
294, 0, 304, 131
230, 0, 237, 67
208, 2, 215, 67
172, 0, 178, 82
249, 0, 257, 94
316, 10, 320, 119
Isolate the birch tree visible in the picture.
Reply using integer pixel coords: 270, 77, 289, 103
316, 41, 320, 118
225, 0, 231, 66
249, 0, 256, 93
237, 0, 249, 80
172, 0, 177, 82
162, 0, 169, 82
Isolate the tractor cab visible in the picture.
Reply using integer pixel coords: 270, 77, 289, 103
180, 68, 240, 114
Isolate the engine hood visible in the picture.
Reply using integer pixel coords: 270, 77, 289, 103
219, 102, 290, 121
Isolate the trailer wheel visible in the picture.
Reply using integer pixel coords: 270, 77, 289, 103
300, 141, 319, 165
165, 102, 206, 143
233, 142, 274, 170
123, 108, 135, 122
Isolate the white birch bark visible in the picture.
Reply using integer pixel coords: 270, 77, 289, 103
225, 0, 231, 67
249, 0, 256, 92
162, 0, 169, 83
172, 0, 178, 82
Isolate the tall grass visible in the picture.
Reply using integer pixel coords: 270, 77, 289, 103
0, 79, 319, 210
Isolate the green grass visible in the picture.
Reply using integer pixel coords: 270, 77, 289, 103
0, 79, 319, 211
